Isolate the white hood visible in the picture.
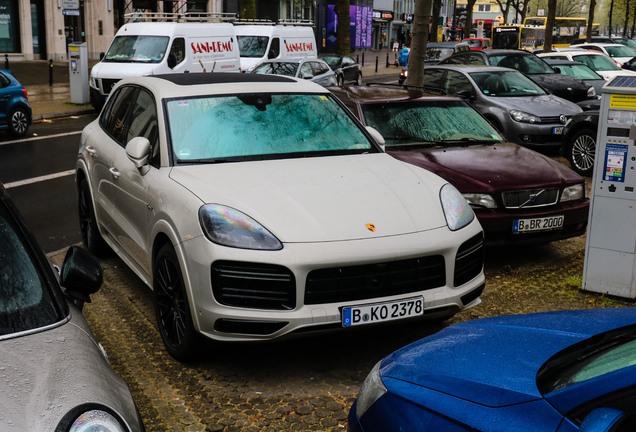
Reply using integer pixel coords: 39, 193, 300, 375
169, 154, 449, 243
91, 61, 157, 80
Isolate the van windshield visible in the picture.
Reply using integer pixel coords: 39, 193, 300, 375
238, 36, 270, 58
104, 35, 170, 63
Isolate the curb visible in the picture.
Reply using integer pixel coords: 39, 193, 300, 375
33, 108, 97, 121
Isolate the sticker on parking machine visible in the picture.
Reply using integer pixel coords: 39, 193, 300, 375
342, 297, 424, 327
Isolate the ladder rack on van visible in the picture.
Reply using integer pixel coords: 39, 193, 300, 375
124, 12, 236, 23
233, 18, 314, 27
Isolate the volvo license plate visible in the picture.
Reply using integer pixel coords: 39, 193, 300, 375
513, 215, 564, 233
342, 297, 424, 327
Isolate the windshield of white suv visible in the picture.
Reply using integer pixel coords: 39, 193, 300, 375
166, 94, 373, 162
471, 71, 546, 96
237, 36, 270, 58
361, 100, 503, 145
104, 36, 170, 63
0, 203, 61, 335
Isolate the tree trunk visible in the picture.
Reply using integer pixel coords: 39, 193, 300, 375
464, 0, 477, 38
624, 0, 631, 36
238, 0, 256, 19
609, 0, 614, 36
631, 1, 636, 37
586, 0, 596, 42
543, 0, 557, 52
430, 0, 442, 42
334, 0, 351, 55
494, 0, 511, 25
405, 0, 433, 87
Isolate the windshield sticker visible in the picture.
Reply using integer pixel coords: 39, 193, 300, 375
319, 96, 328, 101
179, 149, 192, 157
178, 100, 189, 107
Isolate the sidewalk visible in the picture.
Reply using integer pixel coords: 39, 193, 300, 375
6, 51, 399, 122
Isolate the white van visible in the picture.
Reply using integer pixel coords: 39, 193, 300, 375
89, 13, 240, 110
235, 22, 317, 72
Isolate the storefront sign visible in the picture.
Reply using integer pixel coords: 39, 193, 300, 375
381, 12, 393, 19
62, 0, 79, 9
62, 9, 80, 15
327, 5, 372, 49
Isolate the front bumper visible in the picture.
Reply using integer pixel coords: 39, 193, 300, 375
179, 222, 485, 342
476, 199, 589, 246
504, 120, 570, 148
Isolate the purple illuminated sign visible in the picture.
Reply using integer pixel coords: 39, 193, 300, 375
327, 5, 372, 48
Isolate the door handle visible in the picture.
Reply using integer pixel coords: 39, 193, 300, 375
109, 167, 120, 179
86, 146, 98, 157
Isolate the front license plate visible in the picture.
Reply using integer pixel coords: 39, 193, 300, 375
342, 297, 423, 327
553, 127, 564, 135
513, 215, 564, 233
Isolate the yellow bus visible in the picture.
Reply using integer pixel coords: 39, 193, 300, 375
581, 23, 601, 38
492, 25, 545, 50
523, 17, 586, 46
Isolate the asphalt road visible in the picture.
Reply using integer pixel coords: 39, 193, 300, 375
0, 113, 98, 252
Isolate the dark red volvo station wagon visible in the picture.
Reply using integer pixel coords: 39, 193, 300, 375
331, 85, 589, 245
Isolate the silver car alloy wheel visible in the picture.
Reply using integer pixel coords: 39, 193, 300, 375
11, 109, 28, 135
571, 131, 596, 176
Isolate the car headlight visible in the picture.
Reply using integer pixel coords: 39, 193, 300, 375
510, 109, 540, 123
441, 184, 475, 231
199, 204, 282, 250
587, 86, 596, 97
561, 184, 585, 201
356, 361, 387, 419
69, 410, 126, 432
89, 74, 96, 88
462, 193, 497, 209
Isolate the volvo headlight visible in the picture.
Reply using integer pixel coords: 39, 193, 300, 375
462, 193, 497, 209
587, 86, 596, 97
199, 204, 282, 250
561, 184, 585, 201
510, 109, 540, 124
69, 410, 126, 432
356, 361, 387, 419
441, 184, 475, 231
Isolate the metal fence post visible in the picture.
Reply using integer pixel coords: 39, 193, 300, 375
49, 59, 53, 86
375, 56, 378, 72
356, 54, 359, 64
4, 54, 8, 70
362, 52, 365, 67
386, 53, 389, 68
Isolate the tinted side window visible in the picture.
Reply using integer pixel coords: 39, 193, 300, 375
445, 54, 468, 65
0, 72, 10, 88
300, 62, 313, 78
126, 89, 160, 165
343, 56, 355, 66
311, 61, 330, 75
424, 69, 445, 88
269, 38, 280, 58
444, 71, 473, 96
169, 37, 186, 66
467, 54, 486, 65
102, 86, 137, 146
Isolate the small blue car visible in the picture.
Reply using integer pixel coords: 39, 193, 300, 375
349, 308, 636, 432
0, 68, 32, 137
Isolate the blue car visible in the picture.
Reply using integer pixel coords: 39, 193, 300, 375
0, 68, 32, 137
349, 308, 636, 432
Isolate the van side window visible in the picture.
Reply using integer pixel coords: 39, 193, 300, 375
102, 86, 137, 146
169, 38, 186, 66
269, 38, 280, 59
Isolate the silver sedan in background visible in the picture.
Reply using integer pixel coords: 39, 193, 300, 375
250, 58, 337, 87
423, 64, 583, 149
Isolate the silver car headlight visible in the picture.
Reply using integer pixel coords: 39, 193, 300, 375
587, 86, 596, 97
510, 109, 540, 124
199, 204, 282, 250
69, 410, 126, 432
441, 184, 475, 231
356, 361, 387, 419
462, 193, 497, 209
561, 184, 585, 201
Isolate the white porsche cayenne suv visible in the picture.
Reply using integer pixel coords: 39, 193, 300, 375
76, 73, 485, 360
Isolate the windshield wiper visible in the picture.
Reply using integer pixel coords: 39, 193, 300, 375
389, 136, 439, 145
176, 158, 229, 164
439, 137, 500, 145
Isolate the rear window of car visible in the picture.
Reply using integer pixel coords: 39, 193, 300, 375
0, 202, 62, 336
252, 62, 299, 77
489, 54, 553, 74
471, 71, 546, 97
556, 64, 603, 80
605, 45, 636, 57
166, 93, 374, 162
573, 54, 620, 71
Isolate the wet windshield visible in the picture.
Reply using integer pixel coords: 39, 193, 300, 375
605, 45, 636, 57
104, 36, 170, 63
471, 71, 547, 96
166, 94, 373, 162
237, 36, 270, 58
361, 100, 503, 145
555, 64, 603, 80
0, 203, 62, 336
490, 54, 554, 74
573, 54, 621, 71
252, 62, 299, 77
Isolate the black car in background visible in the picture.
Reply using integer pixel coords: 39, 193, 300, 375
318, 54, 362, 86
398, 42, 470, 84
562, 110, 599, 177
438, 49, 598, 104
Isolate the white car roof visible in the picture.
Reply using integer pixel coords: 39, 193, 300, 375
114, 73, 328, 98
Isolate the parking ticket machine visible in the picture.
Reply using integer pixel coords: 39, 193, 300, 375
68, 42, 89, 104
583, 76, 636, 298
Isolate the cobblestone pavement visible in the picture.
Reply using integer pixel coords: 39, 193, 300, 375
47, 173, 635, 432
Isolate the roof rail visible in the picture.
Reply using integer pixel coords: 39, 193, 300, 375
234, 19, 277, 25
365, 82, 448, 95
124, 12, 236, 23
277, 19, 315, 26
233, 19, 315, 26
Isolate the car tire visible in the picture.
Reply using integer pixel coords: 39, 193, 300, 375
337, 74, 344, 86
568, 128, 596, 177
154, 243, 199, 361
356, 72, 363, 85
8, 107, 29, 137
78, 178, 111, 257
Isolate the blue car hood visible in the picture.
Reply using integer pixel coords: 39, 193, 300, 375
382, 308, 636, 407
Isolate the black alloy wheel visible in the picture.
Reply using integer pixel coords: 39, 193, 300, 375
568, 128, 596, 177
78, 179, 110, 256
9, 107, 29, 137
154, 244, 198, 361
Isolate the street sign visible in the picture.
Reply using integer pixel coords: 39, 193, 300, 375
63, 9, 80, 15
62, 0, 79, 9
